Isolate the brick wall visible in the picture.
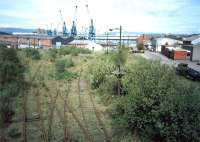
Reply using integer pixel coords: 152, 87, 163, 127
0, 35, 52, 48
137, 34, 150, 45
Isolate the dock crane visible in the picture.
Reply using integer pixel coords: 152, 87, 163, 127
59, 10, 68, 36
46, 25, 53, 36
86, 4, 95, 40
71, 6, 78, 37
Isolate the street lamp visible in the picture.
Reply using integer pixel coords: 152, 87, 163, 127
109, 25, 122, 49
104, 31, 109, 54
110, 26, 126, 96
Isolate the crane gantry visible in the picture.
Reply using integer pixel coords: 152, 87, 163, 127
70, 6, 78, 37
53, 4, 96, 39
86, 4, 95, 40
59, 10, 68, 36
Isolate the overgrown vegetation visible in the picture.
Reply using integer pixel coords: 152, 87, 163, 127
0, 45, 25, 128
111, 46, 129, 95
1, 44, 200, 142
113, 59, 200, 142
89, 51, 200, 141
48, 48, 58, 62
59, 46, 91, 56
89, 55, 115, 89
55, 57, 77, 80
137, 43, 145, 50
23, 48, 41, 60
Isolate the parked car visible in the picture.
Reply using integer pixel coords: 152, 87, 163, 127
176, 63, 200, 81
131, 47, 145, 53
187, 68, 200, 81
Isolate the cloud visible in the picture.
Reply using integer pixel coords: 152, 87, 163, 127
0, 0, 200, 33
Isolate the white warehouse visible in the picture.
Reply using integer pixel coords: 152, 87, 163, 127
151, 38, 183, 52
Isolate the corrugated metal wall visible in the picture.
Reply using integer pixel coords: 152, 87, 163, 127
192, 47, 200, 61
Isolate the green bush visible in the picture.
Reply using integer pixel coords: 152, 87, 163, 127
8, 128, 21, 138
48, 48, 58, 61
55, 57, 74, 73
113, 59, 200, 142
59, 47, 72, 55
98, 76, 118, 95
23, 48, 41, 60
59, 46, 91, 56
137, 43, 145, 50
89, 55, 115, 89
65, 57, 74, 68
111, 45, 128, 68
55, 57, 76, 80
0, 46, 25, 127
55, 59, 66, 73
55, 71, 78, 80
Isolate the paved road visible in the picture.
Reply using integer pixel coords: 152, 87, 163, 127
139, 51, 200, 72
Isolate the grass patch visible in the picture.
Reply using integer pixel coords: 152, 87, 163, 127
59, 46, 91, 56
22, 48, 41, 60
55, 71, 78, 80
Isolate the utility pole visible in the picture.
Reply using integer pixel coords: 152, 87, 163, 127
106, 32, 108, 54
17, 36, 19, 49
118, 25, 122, 96
119, 25, 122, 49
34, 33, 36, 49
110, 25, 124, 96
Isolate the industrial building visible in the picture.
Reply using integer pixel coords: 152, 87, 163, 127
0, 34, 73, 48
161, 45, 190, 60
182, 40, 200, 61
151, 37, 183, 52
136, 34, 151, 48
192, 45, 200, 61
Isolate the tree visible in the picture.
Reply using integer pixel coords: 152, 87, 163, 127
0, 46, 25, 128
113, 59, 200, 141
24, 48, 41, 60
111, 45, 128, 95
137, 43, 144, 51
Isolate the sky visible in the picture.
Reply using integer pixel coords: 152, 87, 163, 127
0, 0, 200, 34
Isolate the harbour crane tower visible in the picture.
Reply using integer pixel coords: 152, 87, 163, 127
86, 4, 95, 40
59, 10, 68, 36
71, 6, 78, 37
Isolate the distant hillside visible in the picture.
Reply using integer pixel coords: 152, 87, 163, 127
0, 31, 12, 35
0, 27, 36, 34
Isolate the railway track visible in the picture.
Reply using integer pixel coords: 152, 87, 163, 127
20, 57, 112, 142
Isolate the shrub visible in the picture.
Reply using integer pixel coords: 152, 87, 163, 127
48, 48, 58, 61
55, 57, 74, 73
98, 76, 118, 95
23, 48, 41, 60
59, 47, 72, 55
55, 59, 66, 74
8, 128, 21, 138
59, 46, 91, 56
137, 43, 144, 50
78, 47, 91, 54
55, 57, 76, 80
55, 70, 78, 80
111, 45, 128, 68
65, 57, 74, 68
0, 46, 25, 127
71, 49, 79, 56
113, 59, 200, 142
89, 55, 115, 89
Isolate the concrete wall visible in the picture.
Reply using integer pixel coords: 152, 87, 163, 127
192, 46, 200, 61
